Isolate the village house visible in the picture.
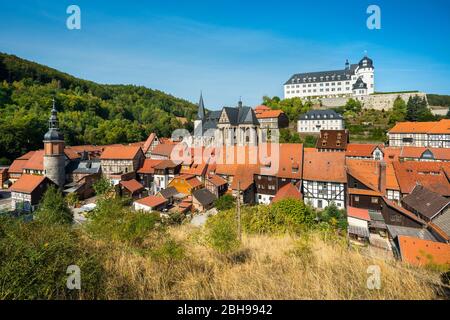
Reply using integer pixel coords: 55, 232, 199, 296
167, 174, 203, 195
10, 174, 54, 212
192, 188, 217, 212
136, 158, 163, 191
142, 133, 160, 158
99, 145, 145, 184
7, 151, 36, 183
157, 186, 180, 206
148, 143, 176, 160
402, 185, 450, 223
388, 119, 450, 148
272, 182, 302, 203
255, 108, 289, 142
153, 160, 182, 193
347, 206, 371, 243
302, 150, 346, 209
205, 174, 228, 198
117, 179, 146, 199
394, 146, 450, 162
255, 143, 303, 205
297, 109, 344, 134
315, 130, 349, 152
0, 167, 9, 189
133, 195, 168, 212
345, 143, 384, 160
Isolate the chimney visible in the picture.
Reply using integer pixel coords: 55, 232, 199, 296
378, 161, 386, 195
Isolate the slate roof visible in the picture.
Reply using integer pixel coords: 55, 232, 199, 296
352, 77, 368, 90
402, 185, 450, 220
192, 188, 217, 206
159, 186, 179, 199
386, 225, 436, 241
72, 160, 101, 175
299, 109, 343, 120
432, 211, 450, 239
285, 64, 358, 85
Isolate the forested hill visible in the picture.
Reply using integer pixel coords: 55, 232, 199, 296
0, 52, 198, 164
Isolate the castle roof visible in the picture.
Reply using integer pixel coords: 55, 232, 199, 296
299, 109, 343, 120
285, 64, 358, 85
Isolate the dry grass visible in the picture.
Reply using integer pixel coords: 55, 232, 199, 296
91, 224, 439, 300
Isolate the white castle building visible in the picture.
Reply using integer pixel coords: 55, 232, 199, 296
284, 56, 375, 100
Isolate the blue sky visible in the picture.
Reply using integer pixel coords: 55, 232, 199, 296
0, 0, 449, 109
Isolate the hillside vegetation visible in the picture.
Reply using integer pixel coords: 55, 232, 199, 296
0, 189, 443, 300
0, 52, 197, 164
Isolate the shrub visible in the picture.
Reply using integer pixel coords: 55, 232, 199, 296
205, 213, 240, 254
214, 194, 235, 211
319, 203, 348, 231
34, 186, 73, 225
0, 217, 104, 299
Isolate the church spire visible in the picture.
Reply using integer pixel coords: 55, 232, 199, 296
197, 92, 206, 120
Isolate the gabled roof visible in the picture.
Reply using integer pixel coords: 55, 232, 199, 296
192, 188, 217, 206
150, 143, 176, 158
8, 159, 28, 174
388, 119, 450, 134
347, 207, 371, 221
221, 106, 260, 126
256, 110, 285, 119
316, 130, 349, 150
17, 151, 36, 160
135, 195, 167, 208
119, 179, 145, 194
154, 160, 181, 170
402, 185, 450, 220
23, 150, 44, 171
346, 159, 380, 191
171, 174, 203, 188
137, 159, 163, 174
398, 236, 450, 267
254, 105, 271, 114
158, 187, 179, 199
397, 146, 450, 161
100, 145, 142, 160
207, 174, 227, 187
346, 144, 382, 158
272, 183, 302, 203
303, 150, 346, 183
142, 133, 157, 154
10, 174, 49, 193
393, 161, 450, 196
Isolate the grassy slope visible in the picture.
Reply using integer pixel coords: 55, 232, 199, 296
97, 225, 438, 300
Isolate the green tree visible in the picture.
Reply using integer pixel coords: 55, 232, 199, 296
93, 177, 113, 196
406, 95, 433, 122
205, 213, 239, 254
214, 194, 235, 211
388, 96, 407, 124
34, 186, 73, 225
319, 203, 347, 230
345, 98, 362, 113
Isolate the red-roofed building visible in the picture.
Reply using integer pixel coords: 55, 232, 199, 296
205, 174, 228, 198
256, 109, 289, 142
100, 145, 144, 182
168, 174, 203, 195
148, 143, 176, 160
137, 159, 163, 189
23, 150, 45, 175
10, 175, 54, 212
346, 144, 384, 160
117, 179, 146, 199
142, 133, 160, 158
388, 119, 450, 148
272, 183, 302, 203
397, 236, 450, 267
347, 206, 371, 242
133, 195, 168, 212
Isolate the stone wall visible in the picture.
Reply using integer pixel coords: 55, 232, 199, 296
317, 92, 428, 111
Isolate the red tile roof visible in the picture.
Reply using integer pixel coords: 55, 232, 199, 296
100, 145, 142, 160
150, 143, 176, 158
393, 161, 450, 196
254, 105, 271, 114
120, 179, 145, 194
346, 144, 382, 158
142, 133, 157, 154
256, 110, 284, 119
347, 206, 371, 221
137, 159, 163, 174
10, 174, 48, 193
207, 174, 227, 187
135, 195, 167, 208
303, 150, 346, 183
398, 236, 450, 267
272, 183, 302, 203
346, 159, 380, 191
23, 150, 44, 171
389, 119, 450, 134
8, 159, 28, 174
17, 151, 36, 160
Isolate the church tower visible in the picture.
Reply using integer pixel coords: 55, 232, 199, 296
43, 99, 66, 189
193, 92, 206, 146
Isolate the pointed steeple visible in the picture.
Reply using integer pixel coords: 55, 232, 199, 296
197, 92, 206, 120
44, 98, 63, 141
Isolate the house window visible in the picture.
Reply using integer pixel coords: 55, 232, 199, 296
371, 197, 378, 204
354, 196, 360, 202
318, 200, 323, 208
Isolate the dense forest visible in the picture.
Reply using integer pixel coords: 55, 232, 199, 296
0, 52, 198, 164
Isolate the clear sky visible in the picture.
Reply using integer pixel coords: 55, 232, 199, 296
1, 0, 449, 109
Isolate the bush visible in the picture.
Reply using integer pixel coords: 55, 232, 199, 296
34, 186, 73, 225
93, 177, 113, 196
205, 213, 240, 254
214, 194, 235, 211
0, 217, 104, 299
319, 203, 348, 231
